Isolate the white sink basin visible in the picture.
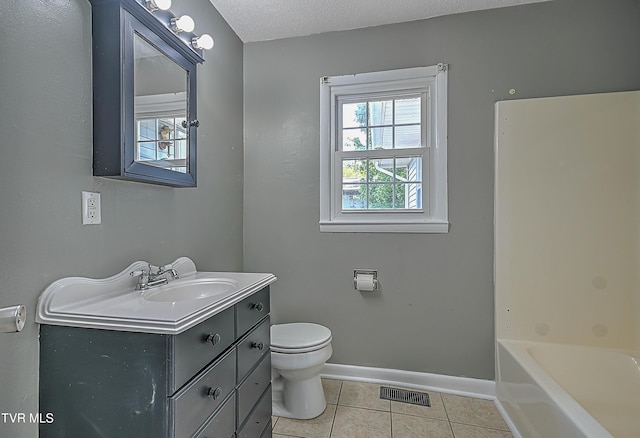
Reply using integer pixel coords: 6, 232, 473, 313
143, 278, 239, 302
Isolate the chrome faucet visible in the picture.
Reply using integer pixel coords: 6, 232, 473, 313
130, 264, 179, 291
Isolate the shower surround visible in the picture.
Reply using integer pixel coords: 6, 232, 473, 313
494, 91, 640, 437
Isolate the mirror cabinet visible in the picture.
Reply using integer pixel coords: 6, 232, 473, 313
89, 0, 204, 187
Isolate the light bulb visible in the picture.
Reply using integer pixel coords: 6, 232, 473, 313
171, 15, 195, 33
192, 34, 214, 50
145, 0, 171, 11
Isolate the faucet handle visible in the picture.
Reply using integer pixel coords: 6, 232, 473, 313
130, 269, 150, 290
158, 264, 179, 279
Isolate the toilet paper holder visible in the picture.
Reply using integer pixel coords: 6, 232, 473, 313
0, 305, 26, 333
353, 270, 379, 291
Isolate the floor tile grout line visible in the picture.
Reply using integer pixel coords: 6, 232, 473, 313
328, 380, 342, 438
441, 392, 453, 423
436, 391, 456, 438
444, 394, 467, 437
449, 420, 513, 432
447, 417, 456, 438
272, 428, 308, 438
390, 410, 450, 421
442, 394, 512, 431
337, 403, 390, 412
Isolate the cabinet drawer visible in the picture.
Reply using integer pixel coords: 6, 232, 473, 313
237, 316, 270, 379
238, 353, 271, 424
193, 393, 236, 438
236, 287, 270, 336
172, 349, 236, 438
237, 385, 272, 438
173, 306, 234, 392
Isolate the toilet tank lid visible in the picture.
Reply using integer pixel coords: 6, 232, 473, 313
271, 323, 332, 349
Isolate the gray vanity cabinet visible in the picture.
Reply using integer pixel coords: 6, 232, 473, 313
39, 287, 272, 438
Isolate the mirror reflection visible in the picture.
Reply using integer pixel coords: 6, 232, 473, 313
134, 33, 189, 173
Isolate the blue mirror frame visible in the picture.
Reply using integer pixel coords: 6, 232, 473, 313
90, 0, 204, 187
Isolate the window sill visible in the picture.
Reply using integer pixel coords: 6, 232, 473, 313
319, 220, 449, 233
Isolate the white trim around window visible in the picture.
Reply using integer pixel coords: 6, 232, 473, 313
319, 65, 449, 233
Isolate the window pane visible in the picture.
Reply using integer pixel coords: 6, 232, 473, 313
138, 142, 156, 160
369, 127, 393, 149
368, 158, 393, 182
342, 128, 367, 151
406, 156, 422, 182
158, 119, 175, 140
395, 156, 422, 182
395, 183, 422, 209
395, 97, 421, 124
158, 140, 173, 157
176, 118, 187, 139
174, 139, 187, 159
395, 125, 421, 149
368, 100, 392, 126
138, 119, 156, 141
342, 159, 366, 182
368, 184, 394, 209
343, 184, 366, 209
343, 102, 367, 128
157, 146, 169, 160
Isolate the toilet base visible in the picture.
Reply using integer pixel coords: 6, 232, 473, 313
272, 373, 327, 420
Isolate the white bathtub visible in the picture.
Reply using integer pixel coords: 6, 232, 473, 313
496, 340, 640, 438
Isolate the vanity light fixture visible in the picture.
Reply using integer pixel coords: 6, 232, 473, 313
140, 1, 212, 53
192, 34, 214, 50
145, 0, 171, 11
170, 15, 195, 33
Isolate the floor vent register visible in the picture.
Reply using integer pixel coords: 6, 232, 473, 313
379, 386, 431, 407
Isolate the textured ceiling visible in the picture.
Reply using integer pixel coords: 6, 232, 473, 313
208, 0, 551, 42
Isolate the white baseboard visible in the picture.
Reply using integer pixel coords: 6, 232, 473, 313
320, 362, 496, 400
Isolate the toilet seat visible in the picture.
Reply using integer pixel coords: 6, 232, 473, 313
271, 323, 332, 353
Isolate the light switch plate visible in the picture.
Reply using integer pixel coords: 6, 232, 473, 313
82, 191, 101, 225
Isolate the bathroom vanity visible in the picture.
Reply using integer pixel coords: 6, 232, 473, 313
36, 258, 276, 438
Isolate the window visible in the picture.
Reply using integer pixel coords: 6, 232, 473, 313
135, 92, 189, 173
136, 116, 188, 173
319, 65, 448, 233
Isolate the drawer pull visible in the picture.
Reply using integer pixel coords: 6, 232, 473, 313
205, 333, 221, 346
207, 386, 222, 400
250, 302, 264, 312
250, 342, 264, 351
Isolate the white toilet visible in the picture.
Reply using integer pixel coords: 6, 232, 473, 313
270, 322, 333, 419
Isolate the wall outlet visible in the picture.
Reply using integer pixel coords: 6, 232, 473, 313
82, 191, 101, 225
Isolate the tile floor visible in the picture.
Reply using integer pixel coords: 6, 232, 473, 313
272, 379, 514, 438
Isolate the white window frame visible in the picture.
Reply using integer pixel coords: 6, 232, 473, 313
135, 92, 189, 172
319, 65, 448, 233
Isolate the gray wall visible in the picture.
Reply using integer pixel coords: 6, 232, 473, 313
1, 0, 639, 434
243, 0, 640, 380
0, 0, 243, 436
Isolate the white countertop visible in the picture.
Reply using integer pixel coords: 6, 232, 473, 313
36, 257, 277, 334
